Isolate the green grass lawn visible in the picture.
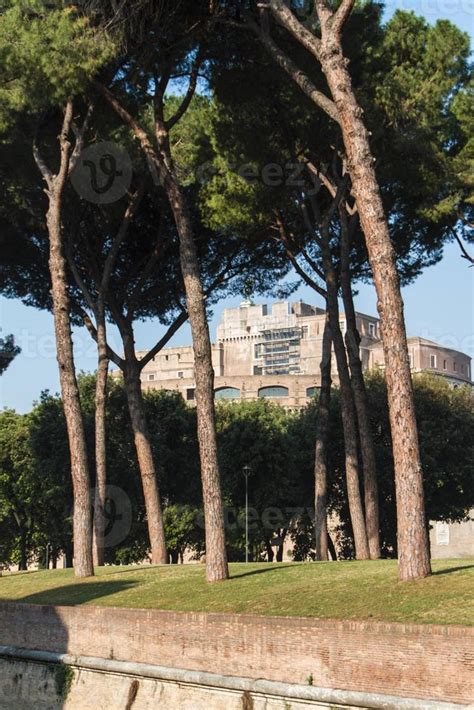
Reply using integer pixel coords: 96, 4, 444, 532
0, 559, 472, 625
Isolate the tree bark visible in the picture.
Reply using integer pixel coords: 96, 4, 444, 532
123, 349, 167, 565
47, 199, 94, 577
320, 227, 370, 560
317, 27, 430, 580
92, 300, 108, 566
34, 102, 94, 578
266, 0, 431, 580
327, 532, 337, 561
264, 539, 275, 562
340, 212, 381, 559
99, 77, 229, 582
154, 114, 229, 583
314, 315, 332, 560
276, 529, 287, 562
166, 178, 229, 583
18, 527, 28, 571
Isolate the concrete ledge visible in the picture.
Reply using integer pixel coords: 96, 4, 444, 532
0, 646, 470, 710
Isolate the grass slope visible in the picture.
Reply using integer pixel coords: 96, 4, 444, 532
0, 560, 472, 625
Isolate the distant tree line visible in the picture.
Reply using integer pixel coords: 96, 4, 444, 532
1, 374, 472, 570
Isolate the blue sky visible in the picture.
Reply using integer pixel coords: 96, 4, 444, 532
1, 1, 473, 414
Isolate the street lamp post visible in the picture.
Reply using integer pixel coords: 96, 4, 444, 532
243, 465, 252, 563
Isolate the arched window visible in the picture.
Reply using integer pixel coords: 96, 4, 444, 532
306, 387, 319, 398
215, 386, 241, 400
258, 386, 289, 398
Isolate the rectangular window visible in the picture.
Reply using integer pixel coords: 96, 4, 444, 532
369, 323, 375, 337
148, 374, 155, 381
186, 388, 195, 401
178, 371, 184, 379
253, 366, 262, 375
302, 326, 309, 338
461, 364, 465, 373
430, 354, 437, 369
443, 359, 447, 370
453, 361, 457, 372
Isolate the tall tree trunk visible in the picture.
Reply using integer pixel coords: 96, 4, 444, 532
33, 101, 94, 578
154, 117, 229, 583
123, 353, 167, 565
166, 179, 229, 583
318, 31, 430, 581
266, 0, 431, 580
340, 214, 381, 559
64, 543, 73, 569
328, 533, 337, 561
92, 301, 108, 567
276, 529, 287, 562
98, 78, 229, 582
47, 201, 94, 577
321, 229, 370, 560
314, 315, 332, 560
264, 539, 275, 562
18, 527, 28, 571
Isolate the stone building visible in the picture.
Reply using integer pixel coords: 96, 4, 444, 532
136, 300, 472, 407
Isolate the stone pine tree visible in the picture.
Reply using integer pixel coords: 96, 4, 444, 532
33, 101, 96, 577
0, 3, 113, 576
66, 86, 285, 575
87, 2, 232, 581
249, 0, 433, 579
211, 3, 470, 564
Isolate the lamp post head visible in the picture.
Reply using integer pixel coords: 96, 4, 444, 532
243, 465, 252, 479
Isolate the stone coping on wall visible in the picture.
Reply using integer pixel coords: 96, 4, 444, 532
0, 603, 472, 705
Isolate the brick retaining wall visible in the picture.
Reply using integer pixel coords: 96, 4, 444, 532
0, 603, 472, 704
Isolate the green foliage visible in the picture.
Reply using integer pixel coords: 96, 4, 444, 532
0, 410, 36, 568
372, 11, 472, 244
376, 13, 470, 133
54, 663, 74, 700
362, 372, 474, 554
216, 399, 301, 560
0, 334, 20, 375
0, 372, 472, 568
208, 6, 472, 283
0, 1, 114, 131
164, 505, 203, 562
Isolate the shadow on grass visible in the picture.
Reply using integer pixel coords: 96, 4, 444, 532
432, 564, 474, 576
230, 564, 294, 580
13, 579, 138, 606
